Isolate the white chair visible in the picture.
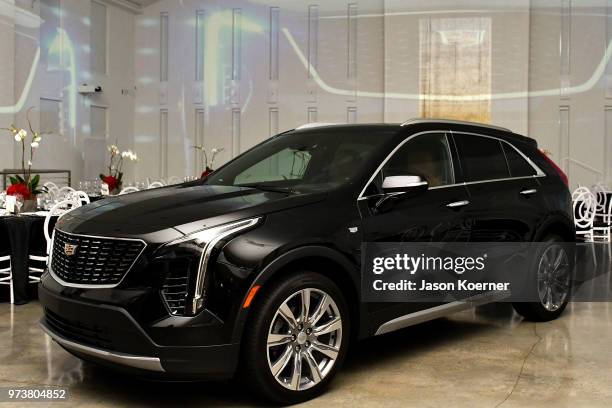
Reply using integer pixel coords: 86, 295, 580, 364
0, 218, 13, 303
593, 182, 610, 216
0, 254, 13, 304
43, 182, 60, 200
57, 186, 75, 200
69, 190, 90, 205
604, 194, 612, 225
574, 191, 597, 242
148, 181, 165, 189
572, 186, 592, 202
593, 198, 612, 242
119, 186, 140, 195
28, 198, 82, 282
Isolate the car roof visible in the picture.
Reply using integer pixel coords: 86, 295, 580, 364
292, 123, 401, 133
291, 120, 537, 148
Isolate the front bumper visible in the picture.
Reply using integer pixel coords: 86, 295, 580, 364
38, 278, 240, 380
40, 323, 164, 372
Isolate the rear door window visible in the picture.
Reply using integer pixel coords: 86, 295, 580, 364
454, 134, 510, 182
502, 143, 537, 177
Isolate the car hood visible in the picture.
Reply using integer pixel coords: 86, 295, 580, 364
57, 184, 327, 242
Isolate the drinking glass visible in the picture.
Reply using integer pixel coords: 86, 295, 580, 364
93, 179, 102, 195
42, 192, 54, 210
15, 194, 24, 214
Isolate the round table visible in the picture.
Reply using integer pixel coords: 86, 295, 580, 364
0, 213, 57, 304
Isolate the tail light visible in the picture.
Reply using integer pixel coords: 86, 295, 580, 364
538, 149, 568, 187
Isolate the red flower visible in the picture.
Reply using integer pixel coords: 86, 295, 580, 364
7, 182, 31, 200
200, 167, 213, 179
103, 175, 119, 191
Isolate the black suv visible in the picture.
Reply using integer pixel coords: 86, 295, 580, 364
39, 120, 574, 404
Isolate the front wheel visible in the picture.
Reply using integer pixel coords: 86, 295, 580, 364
242, 271, 349, 404
513, 235, 572, 321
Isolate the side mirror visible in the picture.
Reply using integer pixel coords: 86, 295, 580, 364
382, 175, 428, 194
375, 175, 428, 210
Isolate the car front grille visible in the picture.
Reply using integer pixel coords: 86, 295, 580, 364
51, 229, 145, 286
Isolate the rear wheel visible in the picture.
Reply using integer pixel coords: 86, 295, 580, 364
242, 271, 349, 404
513, 235, 572, 321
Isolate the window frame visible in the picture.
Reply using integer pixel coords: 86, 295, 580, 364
358, 129, 546, 201
452, 131, 511, 183
450, 131, 545, 186
358, 130, 461, 200
501, 141, 538, 178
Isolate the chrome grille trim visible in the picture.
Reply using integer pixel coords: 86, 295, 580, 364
49, 229, 147, 289
161, 269, 190, 315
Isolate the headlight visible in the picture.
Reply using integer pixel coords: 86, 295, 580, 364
162, 217, 261, 315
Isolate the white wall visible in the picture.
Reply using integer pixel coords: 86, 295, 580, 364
132, 0, 532, 182
132, 0, 612, 190
133, 0, 387, 182
383, 0, 530, 133
87, 2, 136, 181
2, 0, 611, 190
0, 0, 135, 188
529, 0, 612, 189
0, 0, 19, 173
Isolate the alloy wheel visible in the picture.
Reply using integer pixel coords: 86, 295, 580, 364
537, 244, 570, 312
266, 288, 343, 391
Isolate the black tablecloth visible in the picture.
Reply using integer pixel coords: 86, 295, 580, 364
0, 215, 57, 304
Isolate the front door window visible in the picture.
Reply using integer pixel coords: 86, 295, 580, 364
382, 132, 455, 187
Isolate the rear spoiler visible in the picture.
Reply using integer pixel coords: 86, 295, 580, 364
503, 132, 538, 148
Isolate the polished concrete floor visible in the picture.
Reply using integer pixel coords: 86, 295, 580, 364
1, 301, 612, 407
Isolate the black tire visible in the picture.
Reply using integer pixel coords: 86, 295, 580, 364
242, 271, 350, 405
513, 234, 572, 322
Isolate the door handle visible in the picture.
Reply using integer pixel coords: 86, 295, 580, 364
446, 200, 470, 208
520, 189, 538, 196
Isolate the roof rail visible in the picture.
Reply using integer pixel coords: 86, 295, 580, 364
295, 123, 343, 130
400, 118, 512, 133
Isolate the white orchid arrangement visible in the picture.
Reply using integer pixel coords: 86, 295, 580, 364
105, 145, 138, 176
1, 107, 51, 198
193, 145, 224, 172
100, 145, 138, 193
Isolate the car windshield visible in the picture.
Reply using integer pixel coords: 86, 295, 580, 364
206, 129, 392, 192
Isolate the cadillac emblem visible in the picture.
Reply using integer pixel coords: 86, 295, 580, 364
64, 243, 78, 256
